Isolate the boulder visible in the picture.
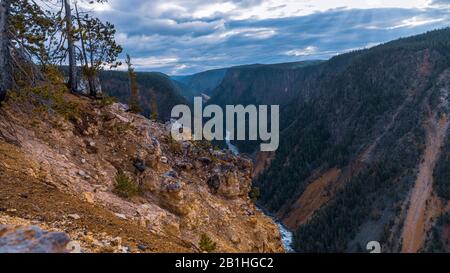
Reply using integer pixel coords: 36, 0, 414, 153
207, 171, 245, 199
145, 154, 159, 170
0, 225, 70, 253
115, 213, 127, 220
68, 214, 81, 220
219, 171, 242, 198
160, 156, 168, 164
176, 162, 193, 171
142, 171, 159, 192
159, 179, 190, 215
78, 76, 102, 96
198, 157, 212, 165
102, 111, 116, 121
83, 192, 95, 204
133, 158, 146, 173
207, 174, 221, 194
165, 181, 182, 193
164, 170, 178, 178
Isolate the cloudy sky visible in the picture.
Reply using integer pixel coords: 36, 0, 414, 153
86, 0, 450, 75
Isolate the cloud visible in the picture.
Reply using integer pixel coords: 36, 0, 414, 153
431, 0, 450, 5
387, 16, 445, 29
83, 1, 450, 75
286, 46, 318, 57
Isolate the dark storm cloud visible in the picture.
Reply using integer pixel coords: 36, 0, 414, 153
92, 1, 450, 75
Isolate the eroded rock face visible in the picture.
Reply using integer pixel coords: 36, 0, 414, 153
0, 225, 70, 253
205, 163, 251, 199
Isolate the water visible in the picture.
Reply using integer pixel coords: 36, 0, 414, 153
225, 131, 239, 155
276, 221, 295, 253
256, 207, 295, 253
225, 131, 295, 252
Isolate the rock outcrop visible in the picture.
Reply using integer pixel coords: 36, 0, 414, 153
0, 92, 283, 253
0, 225, 70, 253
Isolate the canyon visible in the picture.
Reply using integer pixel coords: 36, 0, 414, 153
1, 28, 450, 253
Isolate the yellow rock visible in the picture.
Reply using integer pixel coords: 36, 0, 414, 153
83, 192, 95, 204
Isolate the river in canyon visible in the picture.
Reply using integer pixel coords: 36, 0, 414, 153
225, 132, 294, 252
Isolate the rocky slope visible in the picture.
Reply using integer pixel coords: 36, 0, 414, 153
0, 89, 283, 253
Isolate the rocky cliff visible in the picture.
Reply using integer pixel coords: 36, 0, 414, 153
0, 89, 283, 253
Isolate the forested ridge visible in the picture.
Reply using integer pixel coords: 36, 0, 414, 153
254, 28, 450, 252
99, 70, 188, 121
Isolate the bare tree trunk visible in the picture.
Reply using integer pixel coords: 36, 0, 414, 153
0, 0, 12, 102
74, 3, 95, 97
126, 54, 133, 88
87, 30, 97, 97
64, 0, 77, 92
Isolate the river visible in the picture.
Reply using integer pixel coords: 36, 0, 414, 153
276, 221, 295, 253
256, 206, 295, 253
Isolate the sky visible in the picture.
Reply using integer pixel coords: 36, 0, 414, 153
84, 0, 450, 75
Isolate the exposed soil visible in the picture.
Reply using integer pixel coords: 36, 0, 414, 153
401, 112, 449, 253
253, 151, 275, 179
282, 168, 341, 230
0, 142, 191, 253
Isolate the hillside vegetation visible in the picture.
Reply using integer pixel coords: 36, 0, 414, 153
254, 28, 450, 252
99, 71, 188, 121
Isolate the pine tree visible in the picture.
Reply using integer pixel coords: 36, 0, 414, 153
149, 87, 158, 120
199, 234, 216, 253
0, 0, 121, 102
74, 2, 122, 97
126, 54, 141, 113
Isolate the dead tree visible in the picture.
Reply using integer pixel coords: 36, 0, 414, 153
64, 0, 77, 92
0, 0, 12, 102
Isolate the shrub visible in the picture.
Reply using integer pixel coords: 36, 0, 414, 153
199, 233, 216, 253
9, 69, 81, 121
99, 94, 118, 106
150, 112, 158, 121
110, 122, 132, 136
113, 170, 139, 198
250, 187, 261, 203
167, 136, 182, 154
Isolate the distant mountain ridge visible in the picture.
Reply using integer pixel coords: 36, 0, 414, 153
171, 61, 323, 103
99, 71, 188, 121
172, 68, 228, 101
